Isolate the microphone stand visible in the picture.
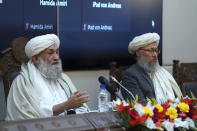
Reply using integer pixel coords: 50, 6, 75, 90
110, 76, 136, 101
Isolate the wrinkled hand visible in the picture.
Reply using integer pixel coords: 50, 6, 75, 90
65, 91, 89, 109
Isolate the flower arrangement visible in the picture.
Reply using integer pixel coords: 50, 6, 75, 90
115, 94, 197, 131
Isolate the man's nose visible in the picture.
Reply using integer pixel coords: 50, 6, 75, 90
53, 53, 59, 60
152, 51, 158, 57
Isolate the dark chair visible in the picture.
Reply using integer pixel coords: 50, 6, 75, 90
0, 77, 6, 121
0, 37, 28, 120
182, 82, 197, 98
173, 60, 197, 97
0, 37, 28, 99
109, 62, 129, 100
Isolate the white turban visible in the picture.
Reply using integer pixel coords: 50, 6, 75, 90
25, 34, 60, 58
128, 33, 160, 54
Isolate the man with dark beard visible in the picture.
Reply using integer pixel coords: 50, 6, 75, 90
121, 33, 182, 104
6, 34, 89, 120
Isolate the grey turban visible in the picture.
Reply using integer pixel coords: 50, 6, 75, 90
128, 33, 160, 54
25, 34, 60, 58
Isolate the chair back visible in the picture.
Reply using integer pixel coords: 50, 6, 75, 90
0, 37, 28, 100
0, 77, 6, 121
173, 60, 197, 97
109, 62, 129, 100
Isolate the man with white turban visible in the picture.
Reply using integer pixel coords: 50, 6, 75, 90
121, 33, 182, 104
6, 34, 89, 120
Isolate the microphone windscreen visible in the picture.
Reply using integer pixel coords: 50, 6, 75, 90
98, 76, 106, 84
98, 76, 124, 101
98, 76, 117, 94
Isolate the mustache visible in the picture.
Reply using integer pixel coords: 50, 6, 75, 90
152, 56, 158, 60
152, 58, 157, 60
51, 61, 59, 65
49, 59, 60, 65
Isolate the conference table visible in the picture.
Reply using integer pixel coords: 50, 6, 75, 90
0, 111, 125, 131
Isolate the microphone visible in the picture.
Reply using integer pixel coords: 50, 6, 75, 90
98, 76, 124, 101
110, 76, 136, 101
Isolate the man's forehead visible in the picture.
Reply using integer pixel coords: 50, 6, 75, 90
41, 44, 59, 55
46, 44, 59, 50
143, 42, 158, 49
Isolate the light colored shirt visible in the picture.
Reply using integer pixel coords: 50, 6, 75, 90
6, 60, 89, 120
147, 66, 182, 104
39, 78, 68, 116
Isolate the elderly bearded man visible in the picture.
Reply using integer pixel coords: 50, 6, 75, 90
6, 34, 89, 120
121, 33, 182, 104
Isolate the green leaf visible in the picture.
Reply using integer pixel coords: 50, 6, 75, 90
189, 126, 197, 131
191, 91, 196, 99
136, 95, 138, 102
176, 127, 187, 131
151, 98, 157, 105
146, 97, 151, 104
126, 98, 130, 105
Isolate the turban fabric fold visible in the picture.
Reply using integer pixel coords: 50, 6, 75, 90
128, 33, 160, 54
25, 34, 60, 58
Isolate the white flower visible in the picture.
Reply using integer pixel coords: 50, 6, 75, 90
174, 118, 189, 129
185, 117, 195, 128
113, 99, 129, 106
112, 99, 121, 105
146, 102, 154, 115
174, 97, 180, 103
162, 120, 174, 131
169, 97, 180, 108
111, 99, 128, 111
134, 103, 145, 116
169, 103, 178, 108
183, 96, 190, 100
145, 118, 156, 129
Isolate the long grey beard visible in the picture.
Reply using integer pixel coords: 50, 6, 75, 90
138, 55, 160, 73
38, 58, 62, 80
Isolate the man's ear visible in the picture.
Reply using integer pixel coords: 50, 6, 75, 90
136, 50, 140, 57
32, 55, 39, 67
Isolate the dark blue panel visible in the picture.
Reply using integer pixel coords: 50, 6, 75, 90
0, 0, 23, 51
58, 0, 162, 70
